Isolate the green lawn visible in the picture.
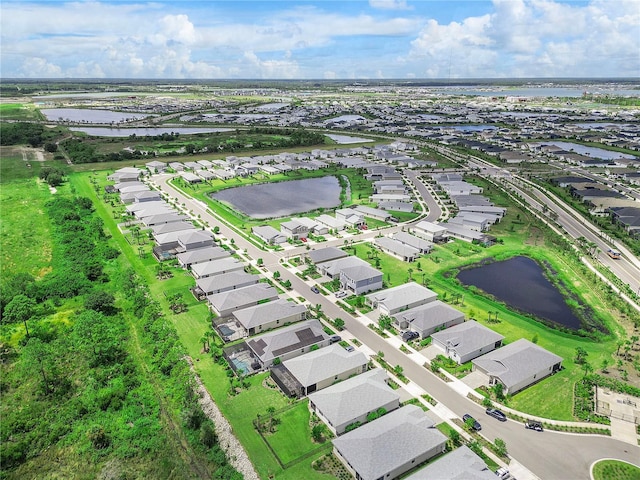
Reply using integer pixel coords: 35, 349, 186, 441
264, 400, 331, 465
0, 156, 53, 280
592, 460, 640, 480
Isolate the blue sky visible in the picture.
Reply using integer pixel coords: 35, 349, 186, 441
1, 0, 638, 79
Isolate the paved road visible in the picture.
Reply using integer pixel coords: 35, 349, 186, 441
152, 173, 640, 480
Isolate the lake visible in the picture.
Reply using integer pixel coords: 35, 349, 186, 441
40, 108, 154, 123
535, 141, 635, 160
457, 256, 582, 330
210, 176, 341, 219
70, 127, 234, 137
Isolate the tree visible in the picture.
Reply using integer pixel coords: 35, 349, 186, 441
257, 258, 264, 266
73, 309, 123, 367
600, 358, 610, 373
574, 346, 588, 365
84, 290, 116, 314
393, 365, 403, 377
492, 382, 505, 401
20, 337, 54, 395
168, 293, 187, 314
282, 279, 292, 290
311, 424, 324, 442
464, 416, 477, 432
582, 360, 593, 377
449, 429, 461, 447
333, 318, 345, 331
493, 438, 507, 457
272, 270, 281, 280
3, 294, 36, 338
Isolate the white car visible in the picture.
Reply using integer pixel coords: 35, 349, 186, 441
335, 291, 348, 298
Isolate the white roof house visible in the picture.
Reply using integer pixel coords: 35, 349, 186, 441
404, 445, 495, 480
308, 369, 400, 435
365, 282, 437, 316
207, 283, 279, 318
191, 257, 246, 279
393, 301, 465, 339
472, 339, 563, 394
411, 221, 448, 242
332, 405, 447, 480
431, 320, 504, 364
232, 299, 308, 336
374, 236, 420, 262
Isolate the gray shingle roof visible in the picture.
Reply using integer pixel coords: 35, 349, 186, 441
283, 344, 367, 387
176, 246, 230, 265
431, 320, 504, 358
394, 301, 464, 331
332, 405, 446, 480
195, 271, 259, 294
308, 369, 399, 428
404, 445, 495, 480
207, 283, 278, 313
307, 247, 349, 265
191, 257, 246, 277
246, 319, 327, 363
374, 236, 420, 258
365, 282, 437, 312
472, 339, 563, 390
232, 299, 307, 329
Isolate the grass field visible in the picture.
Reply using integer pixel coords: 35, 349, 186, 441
592, 460, 640, 480
0, 155, 53, 280
0, 102, 44, 121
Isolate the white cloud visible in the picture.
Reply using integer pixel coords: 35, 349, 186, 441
407, 0, 640, 77
369, 0, 412, 10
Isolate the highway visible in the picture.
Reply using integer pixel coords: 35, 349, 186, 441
152, 173, 640, 480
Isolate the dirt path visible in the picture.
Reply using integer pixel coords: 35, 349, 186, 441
187, 358, 260, 480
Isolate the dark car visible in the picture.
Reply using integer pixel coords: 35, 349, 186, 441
310, 286, 320, 294
485, 408, 507, 422
402, 331, 419, 342
329, 335, 342, 344
462, 414, 482, 431
525, 420, 544, 432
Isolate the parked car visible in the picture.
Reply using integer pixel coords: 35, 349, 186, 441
402, 331, 419, 342
485, 408, 507, 422
335, 291, 348, 299
462, 414, 482, 431
524, 420, 543, 432
310, 286, 320, 294
345, 345, 355, 352
329, 335, 342, 344
495, 467, 510, 479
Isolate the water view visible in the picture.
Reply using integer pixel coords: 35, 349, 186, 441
40, 108, 154, 123
70, 127, 234, 137
210, 176, 341, 219
457, 256, 582, 330
537, 141, 635, 160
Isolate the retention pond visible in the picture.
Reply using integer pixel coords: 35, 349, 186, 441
457, 256, 583, 330
210, 176, 341, 219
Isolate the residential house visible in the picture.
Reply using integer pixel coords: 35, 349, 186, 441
353, 205, 393, 222
107, 167, 143, 183
392, 232, 433, 253
191, 257, 246, 279
403, 445, 496, 480
335, 208, 366, 228
308, 369, 400, 435
151, 221, 195, 236
277, 344, 368, 397
374, 236, 420, 262
365, 282, 437, 316
340, 263, 383, 295
472, 339, 563, 394
207, 283, 279, 318
181, 172, 202, 184
411, 221, 448, 243
232, 299, 308, 336
195, 271, 259, 297
393, 301, 465, 339
177, 230, 215, 251
306, 246, 349, 265
431, 320, 504, 364
280, 219, 309, 240
252, 225, 287, 244
246, 319, 329, 369
318, 256, 371, 279
142, 212, 189, 227
315, 214, 347, 232
146, 161, 167, 173
332, 405, 447, 480
448, 213, 491, 232
439, 223, 490, 244
176, 246, 230, 269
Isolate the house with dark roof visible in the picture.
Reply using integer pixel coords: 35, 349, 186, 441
207, 283, 278, 318
403, 445, 495, 480
393, 301, 464, 339
232, 298, 308, 336
472, 339, 563, 394
332, 405, 447, 480
365, 282, 437, 316
246, 319, 329, 369
431, 320, 504, 364
276, 344, 368, 397
308, 369, 400, 435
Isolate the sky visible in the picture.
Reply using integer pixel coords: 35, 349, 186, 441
1, 0, 639, 79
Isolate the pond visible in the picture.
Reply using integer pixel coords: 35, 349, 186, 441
210, 176, 341, 219
457, 256, 582, 330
